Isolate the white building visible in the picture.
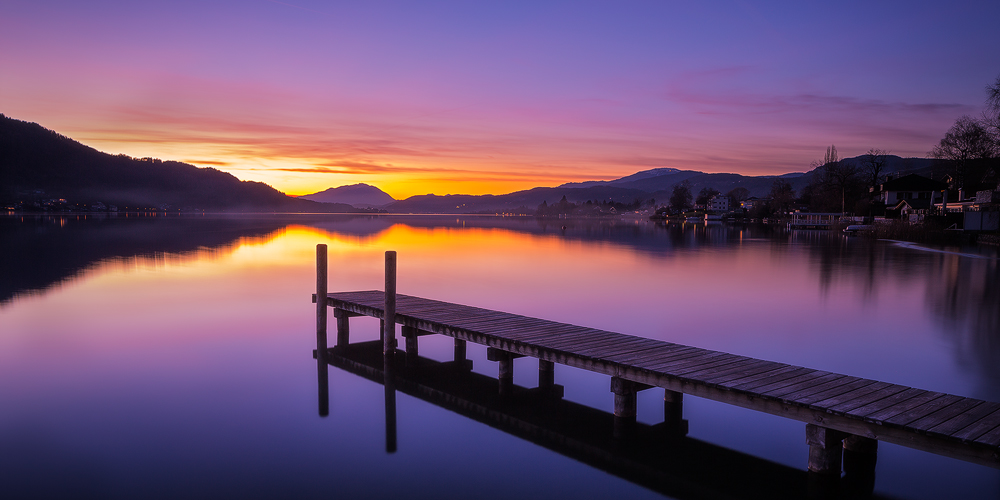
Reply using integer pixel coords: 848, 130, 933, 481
708, 195, 730, 212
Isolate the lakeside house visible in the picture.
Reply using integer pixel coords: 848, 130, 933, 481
877, 174, 948, 206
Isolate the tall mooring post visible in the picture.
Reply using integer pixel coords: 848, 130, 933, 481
384, 251, 397, 355
315, 244, 328, 357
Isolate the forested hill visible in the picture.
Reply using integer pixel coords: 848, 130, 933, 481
0, 114, 357, 212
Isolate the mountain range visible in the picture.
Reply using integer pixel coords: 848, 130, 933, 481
372, 155, 934, 213
3, 113, 938, 214
299, 183, 395, 208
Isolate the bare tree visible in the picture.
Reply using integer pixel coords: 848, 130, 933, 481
930, 115, 1000, 188
986, 74, 1000, 134
726, 187, 750, 203
823, 160, 858, 214
669, 181, 692, 213
823, 145, 838, 166
768, 179, 795, 214
861, 148, 889, 190
987, 74, 1000, 118
695, 187, 720, 206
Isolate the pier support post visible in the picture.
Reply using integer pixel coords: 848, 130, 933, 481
538, 360, 555, 390
487, 348, 523, 396
315, 244, 328, 358
842, 435, 877, 497
806, 424, 846, 475
451, 338, 472, 371
383, 251, 396, 355
334, 309, 351, 347
611, 377, 639, 439
662, 390, 689, 437
402, 326, 419, 367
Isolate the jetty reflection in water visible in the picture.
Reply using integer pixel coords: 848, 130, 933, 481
319, 340, 888, 499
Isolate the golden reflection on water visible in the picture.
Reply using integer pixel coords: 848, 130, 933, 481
3, 216, 1000, 402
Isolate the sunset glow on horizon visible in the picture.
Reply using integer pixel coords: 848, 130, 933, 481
2, 0, 999, 199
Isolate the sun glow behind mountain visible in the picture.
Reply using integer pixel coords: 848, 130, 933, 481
2, 1, 997, 198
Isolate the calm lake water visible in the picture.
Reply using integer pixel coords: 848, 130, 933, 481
1, 213, 999, 499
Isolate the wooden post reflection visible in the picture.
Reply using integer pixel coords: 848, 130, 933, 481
384, 352, 397, 454
317, 354, 329, 417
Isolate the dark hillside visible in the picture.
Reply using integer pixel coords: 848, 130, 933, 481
0, 114, 357, 212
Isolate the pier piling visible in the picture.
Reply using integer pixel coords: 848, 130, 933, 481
315, 244, 328, 357
383, 251, 396, 355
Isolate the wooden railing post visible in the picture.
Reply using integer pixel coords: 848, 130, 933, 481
383, 251, 397, 355
315, 244, 328, 357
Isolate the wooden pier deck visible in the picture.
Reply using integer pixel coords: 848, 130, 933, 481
317, 288, 1000, 471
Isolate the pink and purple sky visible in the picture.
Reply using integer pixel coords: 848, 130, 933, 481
2, 0, 998, 198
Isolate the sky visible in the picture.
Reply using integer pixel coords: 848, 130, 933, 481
2, 0, 999, 198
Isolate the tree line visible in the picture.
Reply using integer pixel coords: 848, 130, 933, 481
660, 74, 1000, 218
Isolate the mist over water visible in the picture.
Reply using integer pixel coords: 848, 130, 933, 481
1, 214, 999, 499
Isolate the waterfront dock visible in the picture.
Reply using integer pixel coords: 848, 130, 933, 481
313, 246, 1000, 485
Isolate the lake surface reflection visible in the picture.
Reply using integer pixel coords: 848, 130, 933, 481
1, 213, 998, 499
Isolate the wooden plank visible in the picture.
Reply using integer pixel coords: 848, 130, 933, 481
884, 394, 966, 428
660, 354, 745, 380
604, 342, 696, 364
762, 373, 847, 399
775, 375, 863, 402
575, 338, 665, 359
715, 364, 800, 390
864, 392, 949, 424
691, 358, 777, 384
641, 351, 734, 374
702, 361, 788, 386
793, 378, 879, 406
822, 383, 910, 413
909, 399, 986, 433
972, 421, 1000, 447
623, 347, 713, 371
604, 344, 699, 365
729, 367, 816, 392
750, 370, 833, 395
593, 345, 683, 367
843, 388, 929, 419
504, 324, 596, 342
951, 408, 1000, 443
925, 402, 1000, 437
674, 356, 756, 379
528, 331, 616, 351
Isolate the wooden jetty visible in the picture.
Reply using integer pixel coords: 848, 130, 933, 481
313, 246, 1000, 484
